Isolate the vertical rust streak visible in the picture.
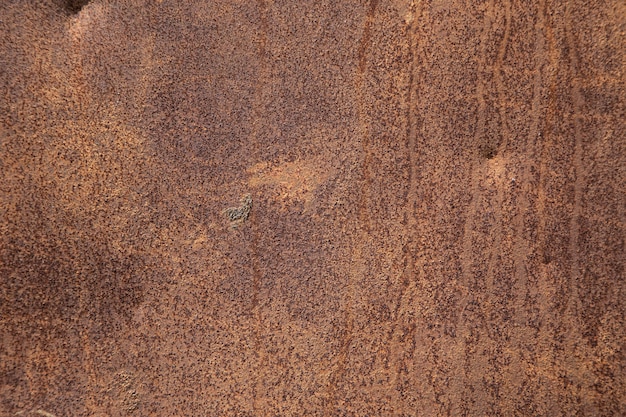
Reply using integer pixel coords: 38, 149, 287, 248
388, 3, 422, 414
355, 0, 380, 232
563, 0, 584, 332
457, 0, 494, 410
493, 0, 512, 152
514, 0, 545, 302
537, 2, 558, 270
460, 0, 492, 309
476, 6, 510, 370
401, 0, 422, 296
484, 25, 511, 324
250, 1, 268, 414
357, 0, 380, 75
513, 0, 546, 321
325, 2, 379, 415
534, 10, 559, 401
565, 3, 584, 297
485, 0, 511, 297
496, 3, 548, 409
478, 3, 511, 411
69, 23, 98, 416
460, 0, 492, 290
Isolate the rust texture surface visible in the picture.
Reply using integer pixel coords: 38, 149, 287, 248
1, 0, 625, 416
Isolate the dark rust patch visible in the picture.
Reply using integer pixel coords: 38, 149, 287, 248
62, 0, 90, 14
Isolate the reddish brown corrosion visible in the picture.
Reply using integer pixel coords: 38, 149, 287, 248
1, 1, 624, 415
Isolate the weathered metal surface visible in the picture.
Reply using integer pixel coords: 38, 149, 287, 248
1, 0, 624, 415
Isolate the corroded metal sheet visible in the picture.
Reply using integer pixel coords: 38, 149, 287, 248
1, 0, 624, 415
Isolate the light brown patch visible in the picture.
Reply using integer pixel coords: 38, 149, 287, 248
248, 159, 334, 212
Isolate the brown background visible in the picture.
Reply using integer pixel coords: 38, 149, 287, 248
1, 0, 625, 415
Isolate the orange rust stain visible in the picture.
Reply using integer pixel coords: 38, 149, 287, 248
247, 159, 334, 212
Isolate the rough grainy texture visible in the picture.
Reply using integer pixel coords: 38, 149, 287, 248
1, 0, 624, 416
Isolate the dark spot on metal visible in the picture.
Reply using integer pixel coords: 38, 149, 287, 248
63, 0, 91, 14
